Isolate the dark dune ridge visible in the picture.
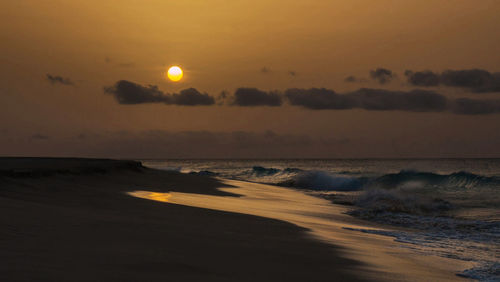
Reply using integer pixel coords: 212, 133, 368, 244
0, 158, 369, 282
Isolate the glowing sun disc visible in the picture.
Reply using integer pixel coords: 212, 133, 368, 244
167, 66, 183, 82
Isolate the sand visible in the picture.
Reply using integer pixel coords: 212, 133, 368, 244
129, 180, 472, 282
0, 158, 468, 281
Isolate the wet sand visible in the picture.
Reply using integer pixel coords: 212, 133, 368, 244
0, 158, 367, 281
0, 158, 468, 281
130, 179, 472, 282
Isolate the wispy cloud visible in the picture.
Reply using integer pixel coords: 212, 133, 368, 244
46, 74, 75, 86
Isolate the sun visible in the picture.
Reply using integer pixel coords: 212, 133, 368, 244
167, 66, 183, 82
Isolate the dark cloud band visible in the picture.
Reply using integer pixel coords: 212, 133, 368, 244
104, 80, 500, 114
286, 88, 447, 112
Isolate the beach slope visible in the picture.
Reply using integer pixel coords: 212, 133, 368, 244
0, 158, 366, 281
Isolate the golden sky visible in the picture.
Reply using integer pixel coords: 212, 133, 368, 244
1, 0, 500, 157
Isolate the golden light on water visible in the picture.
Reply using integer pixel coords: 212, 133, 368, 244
167, 66, 183, 82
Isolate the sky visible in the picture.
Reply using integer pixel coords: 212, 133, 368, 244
1, 0, 500, 158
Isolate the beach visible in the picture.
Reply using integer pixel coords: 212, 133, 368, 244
0, 158, 470, 281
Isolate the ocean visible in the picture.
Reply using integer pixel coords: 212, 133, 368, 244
141, 159, 500, 281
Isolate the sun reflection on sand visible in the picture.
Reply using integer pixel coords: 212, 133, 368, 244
129, 191, 172, 203
127, 179, 472, 281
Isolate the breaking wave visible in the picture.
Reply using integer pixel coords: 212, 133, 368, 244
276, 170, 365, 191
144, 160, 500, 281
251, 166, 282, 176
186, 166, 499, 193
188, 170, 219, 177
352, 188, 453, 215
368, 170, 500, 190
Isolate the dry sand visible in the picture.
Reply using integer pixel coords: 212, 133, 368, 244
0, 158, 469, 281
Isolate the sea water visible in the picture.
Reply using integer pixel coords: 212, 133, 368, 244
141, 159, 500, 281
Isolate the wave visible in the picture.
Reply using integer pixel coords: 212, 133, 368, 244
250, 166, 303, 176
181, 165, 499, 194
278, 169, 499, 192
152, 166, 183, 172
346, 204, 500, 282
152, 162, 499, 281
347, 186, 500, 281
352, 188, 453, 215
188, 170, 219, 177
251, 166, 282, 176
344, 223, 499, 282
277, 171, 365, 191
368, 170, 500, 190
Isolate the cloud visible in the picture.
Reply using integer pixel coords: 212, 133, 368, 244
170, 88, 215, 106
286, 87, 500, 114
405, 69, 500, 92
441, 69, 500, 92
103, 80, 500, 114
344, 75, 358, 83
46, 74, 75, 86
285, 88, 447, 112
232, 88, 283, 106
370, 68, 394, 84
285, 88, 356, 110
104, 80, 215, 105
404, 70, 440, 86
104, 80, 168, 104
350, 88, 448, 112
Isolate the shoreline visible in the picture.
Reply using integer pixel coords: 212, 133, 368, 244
130, 177, 472, 282
0, 157, 366, 281
0, 158, 469, 281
